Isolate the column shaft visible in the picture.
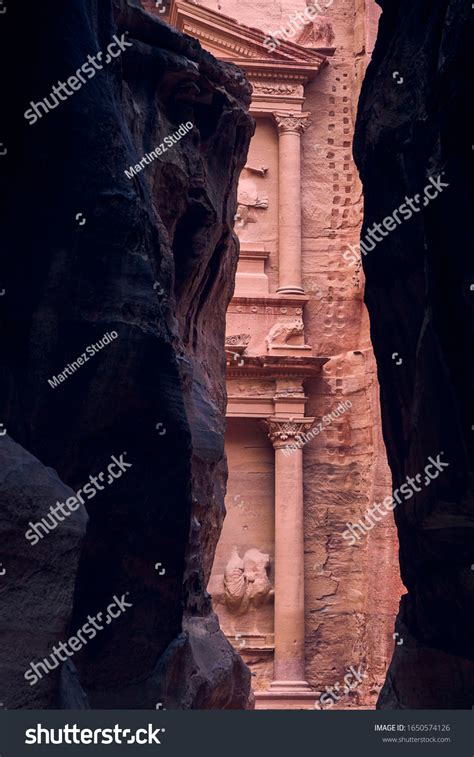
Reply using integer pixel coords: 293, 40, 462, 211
274, 444, 305, 682
273, 112, 310, 295
277, 130, 302, 295
263, 417, 314, 695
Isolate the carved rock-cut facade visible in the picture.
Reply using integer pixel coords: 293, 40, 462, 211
161, 0, 404, 709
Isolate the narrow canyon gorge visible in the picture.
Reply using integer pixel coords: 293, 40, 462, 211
0, 0, 471, 714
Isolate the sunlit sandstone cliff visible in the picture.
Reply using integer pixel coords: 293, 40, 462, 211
160, 0, 404, 708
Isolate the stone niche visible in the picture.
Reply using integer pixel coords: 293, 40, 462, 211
234, 118, 278, 297
208, 418, 275, 688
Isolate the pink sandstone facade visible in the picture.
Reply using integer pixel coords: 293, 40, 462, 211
148, 0, 404, 708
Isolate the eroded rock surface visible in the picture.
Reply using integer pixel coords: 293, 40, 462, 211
0, 0, 253, 708
354, 0, 474, 708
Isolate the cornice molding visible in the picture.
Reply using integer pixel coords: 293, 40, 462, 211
230, 294, 309, 307
226, 354, 328, 379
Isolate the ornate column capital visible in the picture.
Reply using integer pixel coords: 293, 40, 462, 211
264, 417, 315, 449
272, 111, 312, 135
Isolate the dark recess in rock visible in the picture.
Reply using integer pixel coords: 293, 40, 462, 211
354, 0, 474, 708
0, 0, 254, 709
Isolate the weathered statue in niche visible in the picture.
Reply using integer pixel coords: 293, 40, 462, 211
234, 169, 269, 228
223, 546, 274, 615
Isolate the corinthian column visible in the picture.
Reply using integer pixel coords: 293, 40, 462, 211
273, 112, 311, 295
257, 417, 315, 707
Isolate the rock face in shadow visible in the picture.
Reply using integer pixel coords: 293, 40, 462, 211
0, 438, 87, 708
354, 0, 474, 708
0, 0, 253, 708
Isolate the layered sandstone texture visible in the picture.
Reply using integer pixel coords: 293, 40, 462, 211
299, 0, 401, 709
191, 0, 403, 707
0, 0, 253, 708
354, 0, 474, 708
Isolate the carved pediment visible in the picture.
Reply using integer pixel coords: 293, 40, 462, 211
169, 0, 328, 74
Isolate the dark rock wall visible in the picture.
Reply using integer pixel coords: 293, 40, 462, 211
0, 439, 87, 708
354, 0, 474, 708
0, 0, 253, 708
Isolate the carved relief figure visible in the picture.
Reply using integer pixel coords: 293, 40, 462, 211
296, 1, 335, 48
252, 83, 299, 96
235, 169, 269, 228
223, 546, 273, 614
223, 547, 247, 612
265, 318, 305, 349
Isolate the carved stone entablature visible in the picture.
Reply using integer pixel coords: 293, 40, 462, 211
227, 294, 308, 317
226, 355, 328, 382
265, 417, 315, 448
273, 111, 312, 135
169, 0, 329, 126
228, 304, 304, 316
225, 334, 251, 353
274, 380, 305, 399
252, 82, 304, 98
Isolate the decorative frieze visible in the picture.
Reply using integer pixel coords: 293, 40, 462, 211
252, 82, 304, 97
227, 303, 304, 316
225, 334, 251, 352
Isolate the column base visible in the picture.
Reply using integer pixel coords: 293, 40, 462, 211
276, 286, 305, 295
254, 680, 319, 710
